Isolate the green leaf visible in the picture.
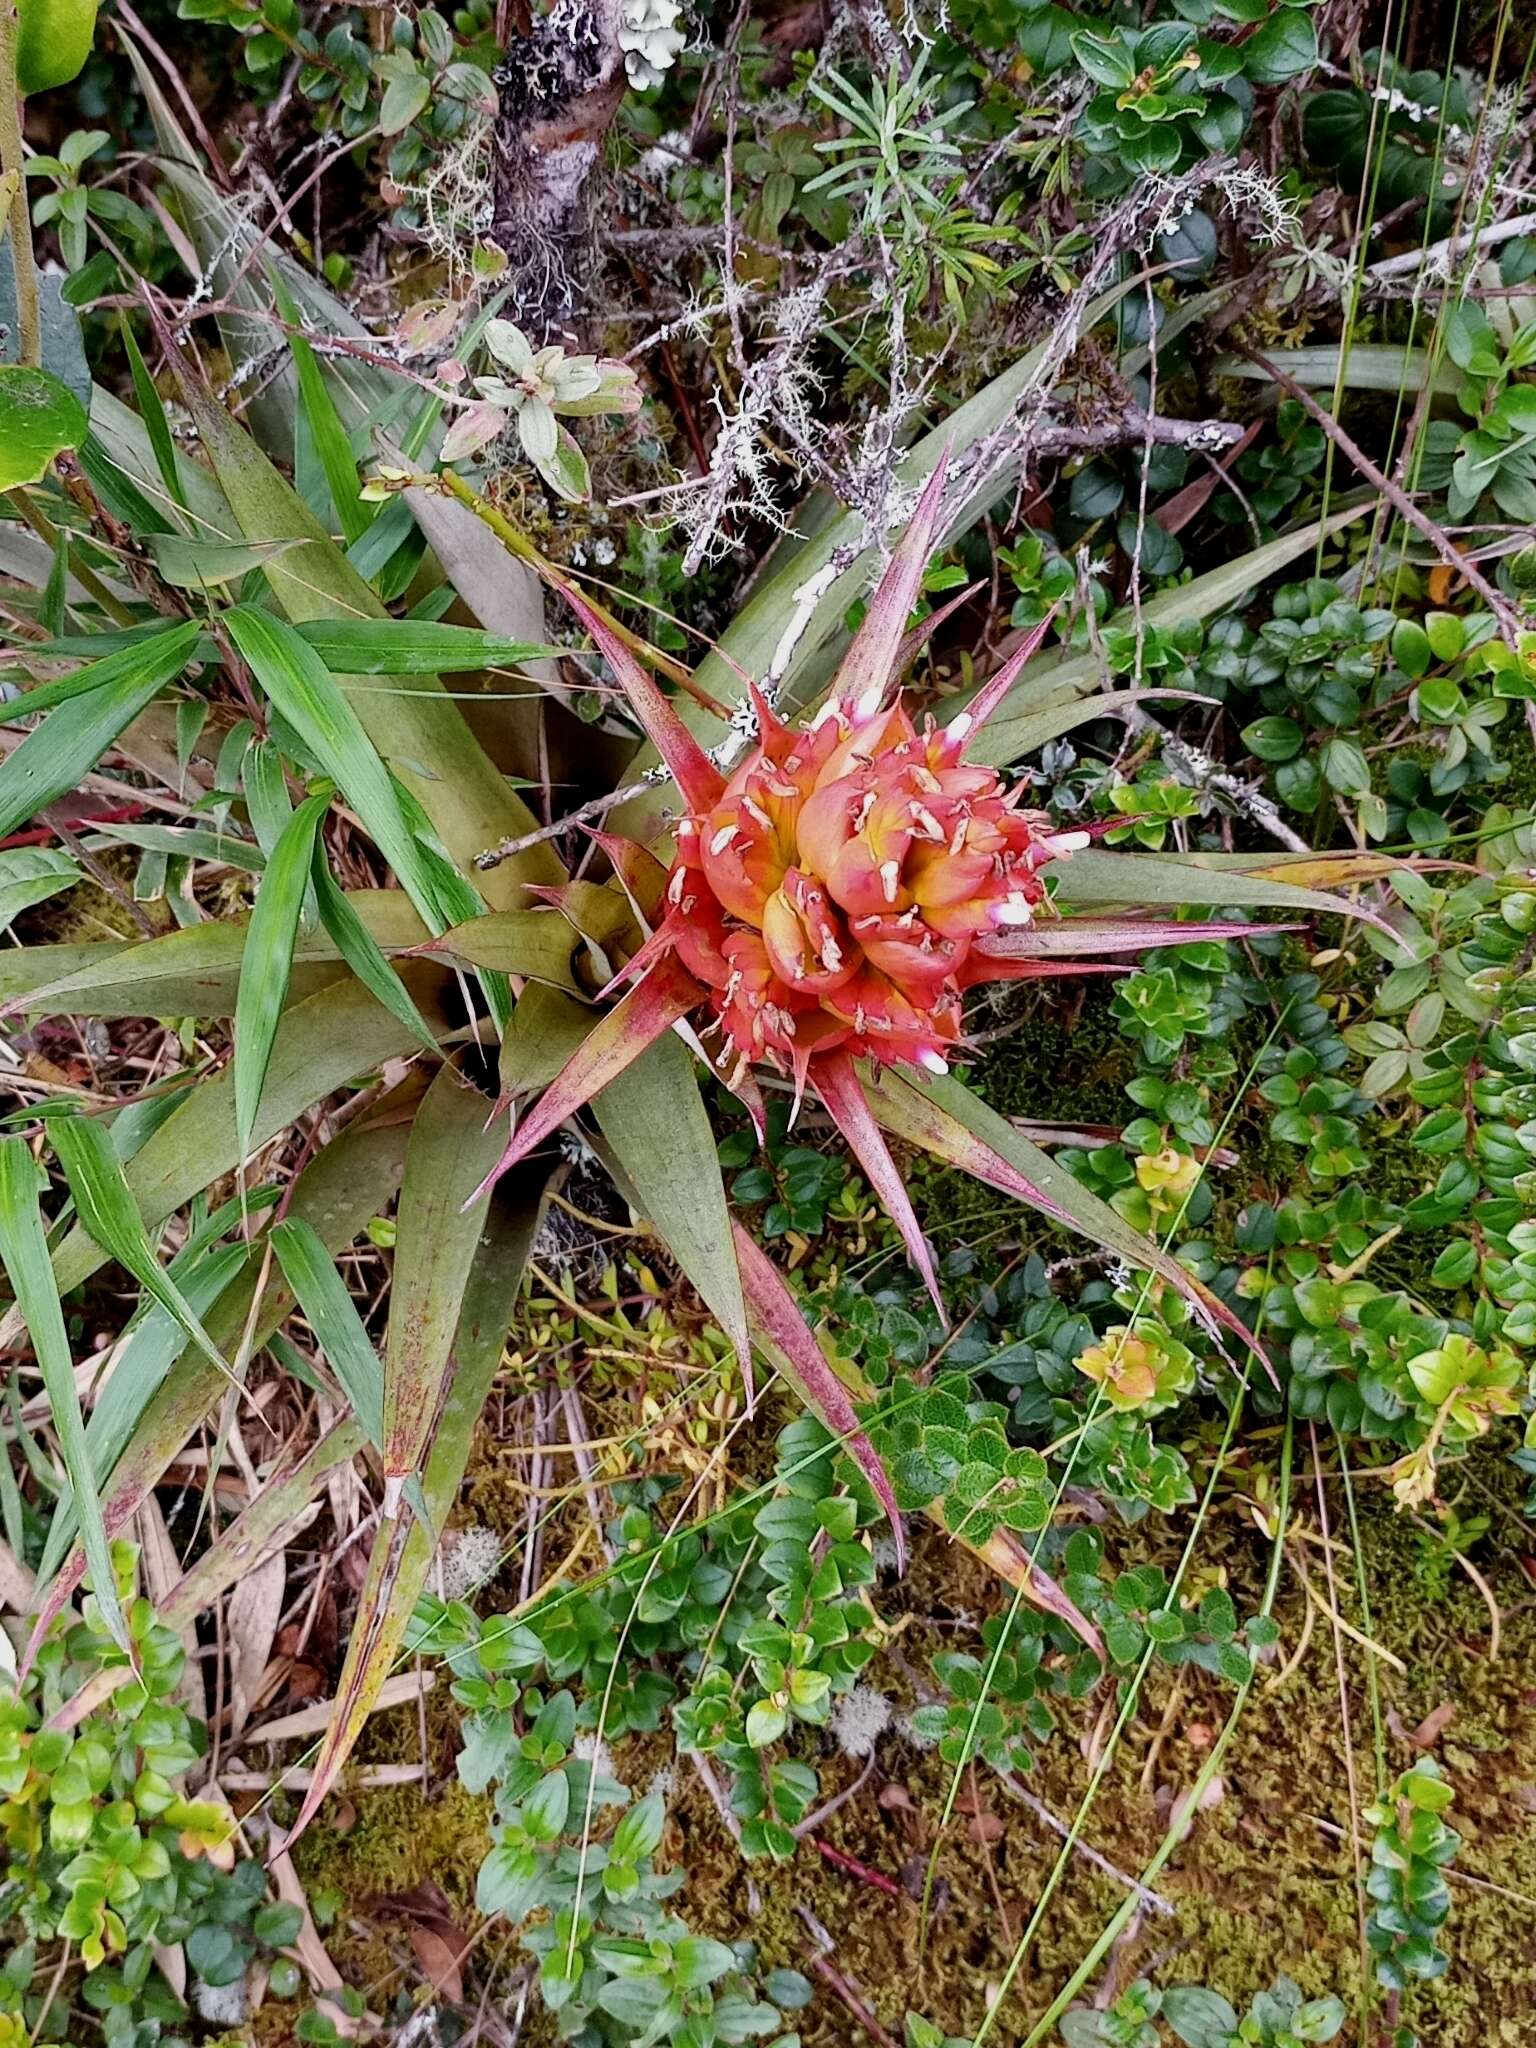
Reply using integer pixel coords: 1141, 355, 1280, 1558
235, 789, 332, 1165
295, 620, 560, 674
380, 1061, 511, 1504
25, 1083, 419, 1637
0, 979, 446, 1372
591, 1030, 751, 1376
1242, 7, 1318, 82
120, 320, 190, 515
308, 851, 439, 1052
0, 621, 201, 838
0, 1138, 127, 1653
1321, 736, 1371, 796
179, 383, 561, 904
1243, 714, 1303, 761
224, 607, 446, 929
271, 1218, 384, 1448
144, 533, 302, 588
0, 890, 430, 1021
0, 366, 88, 487
272, 270, 372, 544
0, 239, 91, 404
968, 505, 1373, 769
284, 1146, 550, 1848
1210, 345, 1461, 398
1160, 1985, 1240, 2048
49, 1113, 234, 1380
0, 846, 79, 936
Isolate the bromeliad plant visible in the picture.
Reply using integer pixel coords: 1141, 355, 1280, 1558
0, 79, 1397, 1856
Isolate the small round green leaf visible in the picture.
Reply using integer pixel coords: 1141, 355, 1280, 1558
0, 365, 89, 489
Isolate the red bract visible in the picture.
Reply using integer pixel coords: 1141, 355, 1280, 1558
469, 457, 1282, 1370
662, 688, 1089, 1091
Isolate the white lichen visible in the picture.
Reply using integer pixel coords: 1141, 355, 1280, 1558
620, 0, 687, 90
438, 1524, 505, 1599
193, 1978, 248, 2026
831, 1683, 893, 1759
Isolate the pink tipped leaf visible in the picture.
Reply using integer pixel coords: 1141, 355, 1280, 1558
465, 953, 704, 1207
815, 1049, 947, 1327
590, 831, 669, 923
828, 451, 951, 722
733, 1221, 905, 1573
562, 585, 724, 813
944, 608, 1059, 740
865, 1067, 1276, 1384
895, 579, 985, 674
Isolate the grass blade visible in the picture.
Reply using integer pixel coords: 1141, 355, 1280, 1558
271, 1217, 385, 1448
234, 789, 331, 1165
0, 1138, 128, 1654
49, 1113, 235, 1380
285, 1154, 550, 1846
273, 271, 372, 545
120, 319, 190, 515
22, 1083, 424, 1658
0, 621, 201, 836
309, 849, 439, 1052
0, 976, 448, 1362
225, 606, 447, 931
297, 620, 559, 674
380, 1061, 511, 1514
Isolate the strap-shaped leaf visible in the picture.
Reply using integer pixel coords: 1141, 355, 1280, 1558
0, 975, 450, 1360
0, 620, 200, 836
865, 1067, 1269, 1374
271, 1218, 384, 1449
234, 788, 331, 1164
21, 1081, 424, 1661
1, 892, 430, 1021
593, 1027, 751, 1385
0, 1139, 128, 1655
49, 1114, 234, 1380
284, 1155, 551, 1847
380, 1062, 511, 1512
226, 607, 448, 929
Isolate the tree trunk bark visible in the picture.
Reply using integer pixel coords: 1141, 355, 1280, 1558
491, 0, 627, 342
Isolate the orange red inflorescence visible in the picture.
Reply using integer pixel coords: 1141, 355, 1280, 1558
662, 689, 1088, 1090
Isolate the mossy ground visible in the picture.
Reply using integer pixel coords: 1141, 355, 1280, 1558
289, 1433, 1536, 2044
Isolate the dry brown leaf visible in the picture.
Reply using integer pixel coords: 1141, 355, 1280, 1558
243, 1669, 435, 1748
0, 1536, 35, 1614
409, 1925, 466, 2004
226, 1551, 286, 1741
1410, 1702, 1456, 1749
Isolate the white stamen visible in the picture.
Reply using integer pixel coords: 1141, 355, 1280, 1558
709, 824, 736, 856
879, 859, 900, 903
994, 897, 1035, 926
918, 1048, 949, 1075
944, 711, 973, 742
1042, 830, 1091, 857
